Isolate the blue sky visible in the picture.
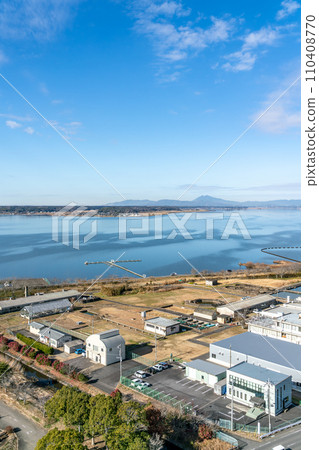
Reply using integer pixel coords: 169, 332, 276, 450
0, 0, 301, 205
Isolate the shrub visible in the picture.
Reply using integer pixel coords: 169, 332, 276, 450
198, 424, 213, 441
8, 341, 21, 352
36, 354, 51, 366
77, 373, 88, 383
16, 333, 54, 355
0, 335, 9, 345
5, 426, 14, 435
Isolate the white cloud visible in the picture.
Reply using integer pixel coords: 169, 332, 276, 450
5, 120, 21, 129
0, 49, 8, 64
223, 26, 280, 72
0, 113, 32, 122
254, 79, 300, 133
0, 0, 82, 41
276, 0, 300, 20
24, 126, 35, 134
126, 1, 235, 80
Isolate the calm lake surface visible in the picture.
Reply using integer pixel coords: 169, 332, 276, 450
0, 210, 300, 280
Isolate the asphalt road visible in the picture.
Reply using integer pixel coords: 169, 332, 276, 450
247, 425, 301, 450
0, 400, 46, 449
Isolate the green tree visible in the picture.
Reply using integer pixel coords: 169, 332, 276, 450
106, 401, 150, 449
85, 394, 119, 443
45, 386, 90, 430
35, 428, 87, 450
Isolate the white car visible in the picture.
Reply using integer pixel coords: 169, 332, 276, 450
130, 378, 142, 386
134, 370, 147, 379
153, 364, 163, 372
136, 381, 152, 390
158, 362, 169, 369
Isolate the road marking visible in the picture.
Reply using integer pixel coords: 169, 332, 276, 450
179, 379, 193, 386
188, 382, 200, 389
195, 385, 207, 391
176, 378, 187, 384
202, 387, 213, 394
196, 397, 220, 411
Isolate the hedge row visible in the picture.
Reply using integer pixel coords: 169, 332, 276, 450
16, 332, 54, 355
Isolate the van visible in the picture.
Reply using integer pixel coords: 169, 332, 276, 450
272, 445, 285, 450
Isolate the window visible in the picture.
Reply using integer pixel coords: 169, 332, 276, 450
101, 348, 104, 352
211, 353, 216, 359
93, 345, 98, 352
245, 394, 247, 400
229, 388, 232, 395
240, 392, 243, 399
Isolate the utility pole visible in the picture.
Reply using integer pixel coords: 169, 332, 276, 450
154, 330, 157, 363
92, 317, 94, 334
118, 344, 122, 381
231, 377, 234, 431
266, 379, 271, 432
229, 344, 232, 367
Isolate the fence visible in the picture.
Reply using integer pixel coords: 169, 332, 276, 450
219, 415, 301, 435
120, 376, 193, 414
215, 431, 238, 448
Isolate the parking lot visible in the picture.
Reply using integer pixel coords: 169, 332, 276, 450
126, 364, 301, 429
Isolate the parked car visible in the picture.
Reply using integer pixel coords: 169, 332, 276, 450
148, 367, 157, 375
130, 378, 142, 386
75, 348, 85, 355
136, 381, 152, 390
134, 370, 148, 379
158, 362, 169, 369
152, 364, 163, 372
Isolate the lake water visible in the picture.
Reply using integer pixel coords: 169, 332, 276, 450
0, 210, 300, 281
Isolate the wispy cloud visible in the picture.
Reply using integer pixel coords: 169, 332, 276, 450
223, 26, 281, 72
178, 182, 300, 192
5, 120, 21, 129
276, 0, 300, 20
0, 113, 33, 122
0, 49, 8, 64
123, 1, 235, 79
48, 120, 82, 137
254, 78, 300, 133
0, 0, 82, 41
24, 126, 35, 135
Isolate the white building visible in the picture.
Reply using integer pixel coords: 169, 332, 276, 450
29, 321, 45, 336
248, 305, 301, 344
39, 327, 72, 348
227, 362, 292, 416
209, 332, 301, 388
185, 359, 226, 387
144, 317, 180, 336
216, 294, 276, 318
86, 329, 125, 366
64, 339, 85, 354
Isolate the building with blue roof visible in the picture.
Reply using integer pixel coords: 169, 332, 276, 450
226, 362, 292, 416
209, 332, 301, 388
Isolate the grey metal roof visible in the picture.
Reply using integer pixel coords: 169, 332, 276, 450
186, 359, 226, 376
217, 294, 275, 312
0, 290, 80, 311
211, 332, 301, 371
64, 339, 84, 348
101, 335, 125, 348
145, 317, 180, 328
30, 321, 45, 330
228, 362, 290, 384
22, 299, 72, 314
40, 327, 68, 341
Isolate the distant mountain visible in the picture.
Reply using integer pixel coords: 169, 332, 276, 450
107, 195, 301, 208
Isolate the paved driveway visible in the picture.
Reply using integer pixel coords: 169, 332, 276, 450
0, 400, 46, 450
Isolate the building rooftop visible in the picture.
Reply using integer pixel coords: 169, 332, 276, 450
145, 317, 180, 328
30, 321, 45, 330
211, 332, 300, 371
64, 339, 84, 347
40, 327, 68, 341
186, 359, 226, 376
0, 290, 80, 311
217, 294, 275, 313
22, 298, 72, 315
228, 362, 290, 384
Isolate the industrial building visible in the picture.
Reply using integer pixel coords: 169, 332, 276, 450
39, 327, 72, 348
248, 304, 301, 344
209, 332, 301, 388
193, 309, 216, 321
144, 317, 180, 336
64, 339, 85, 354
216, 294, 276, 318
0, 290, 80, 314
86, 329, 125, 365
227, 362, 292, 416
185, 359, 226, 387
20, 299, 72, 319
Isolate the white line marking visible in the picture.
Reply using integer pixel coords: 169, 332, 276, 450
202, 388, 213, 394
195, 385, 207, 391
